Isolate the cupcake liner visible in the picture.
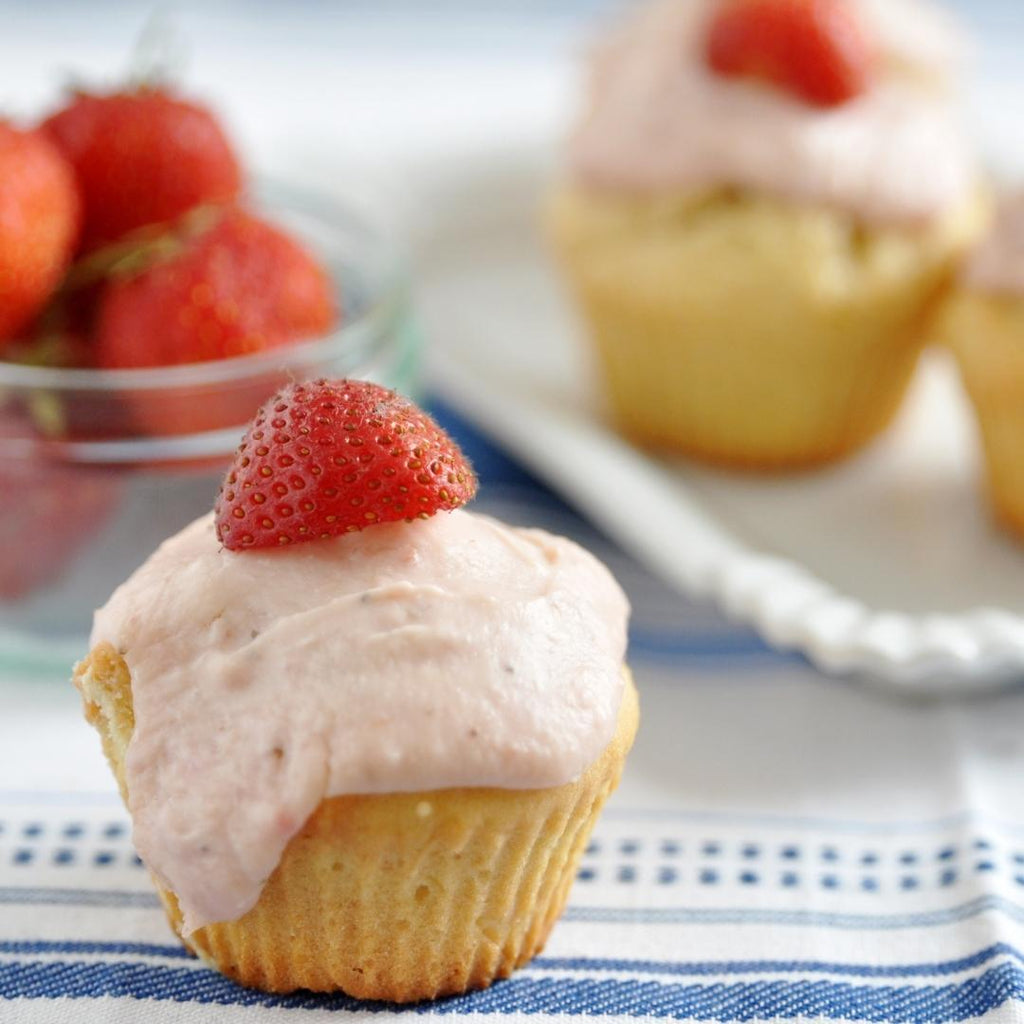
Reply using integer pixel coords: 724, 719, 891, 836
73, 644, 638, 1001
548, 186, 986, 470
945, 293, 1024, 539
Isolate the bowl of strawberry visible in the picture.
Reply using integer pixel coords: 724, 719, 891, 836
0, 83, 416, 673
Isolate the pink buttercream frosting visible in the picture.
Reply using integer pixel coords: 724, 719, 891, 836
568, 0, 975, 225
90, 510, 629, 933
961, 194, 1024, 296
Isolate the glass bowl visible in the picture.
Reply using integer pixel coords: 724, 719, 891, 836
0, 183, 420, 676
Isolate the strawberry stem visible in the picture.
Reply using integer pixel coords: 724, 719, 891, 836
62, 204, 225, 291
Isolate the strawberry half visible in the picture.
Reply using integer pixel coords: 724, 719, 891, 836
214, 380, 477, 550
705, 0, 875, 108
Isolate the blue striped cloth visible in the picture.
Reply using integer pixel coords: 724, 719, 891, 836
4, 402, 1024, 1023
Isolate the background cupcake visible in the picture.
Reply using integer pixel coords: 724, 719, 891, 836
941, 194, 1024, 539
549, 0, 986, 470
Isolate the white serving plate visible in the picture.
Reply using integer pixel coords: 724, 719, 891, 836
415, 158, 1024, 694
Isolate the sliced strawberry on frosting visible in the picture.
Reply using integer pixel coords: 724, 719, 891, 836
214, 379, 477, 550
705, 0, 875, 108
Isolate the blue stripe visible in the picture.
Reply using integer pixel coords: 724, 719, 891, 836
0, 940, 190, 960
2, 958, 1023, 1021
5, 939, 1024, 982
475, 484, 585, 520
535, 946, 1023, 980
627, 629, 800, 664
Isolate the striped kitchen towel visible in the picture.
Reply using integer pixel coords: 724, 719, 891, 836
3, 404, 1024, 1023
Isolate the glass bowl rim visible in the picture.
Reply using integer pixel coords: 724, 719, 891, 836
0, 180, 409, 394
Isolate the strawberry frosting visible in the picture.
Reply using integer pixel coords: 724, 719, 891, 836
89, 509, 629, 933
568, 0, 976, 225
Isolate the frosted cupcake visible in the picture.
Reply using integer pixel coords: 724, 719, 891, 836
73, 380, 637, 1001
549, 0, 986, 469
940, 196, 1024, 539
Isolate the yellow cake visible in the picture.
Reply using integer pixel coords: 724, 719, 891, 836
550, 187, 984, 468
939, 200, 1024, 539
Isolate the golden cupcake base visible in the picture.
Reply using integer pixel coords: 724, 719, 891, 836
943, 292, 1024, 541
548, 186, 987, 470
73, 643, 639, 1001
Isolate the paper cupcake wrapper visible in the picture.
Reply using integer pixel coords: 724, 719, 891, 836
548, 186, 985, 470
73, 644, 638, 1001
946, 293, 1024, 539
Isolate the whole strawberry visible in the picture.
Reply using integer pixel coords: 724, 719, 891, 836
706, 0, 875, 108
215, 380, 477, 549
0, 123, 80, 344
42, 86, 242, 251
95, 209, 336, 369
